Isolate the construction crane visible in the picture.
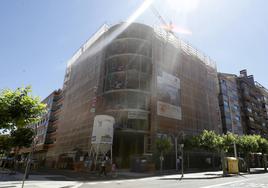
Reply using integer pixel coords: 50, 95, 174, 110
150, 4, 174, 34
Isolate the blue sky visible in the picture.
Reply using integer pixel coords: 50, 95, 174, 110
0, 0, 267, 99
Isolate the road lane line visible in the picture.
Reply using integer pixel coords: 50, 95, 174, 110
200, 179, 253, 188
72, 182, 84, 188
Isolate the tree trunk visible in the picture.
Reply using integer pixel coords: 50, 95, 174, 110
12, 147, 19, 174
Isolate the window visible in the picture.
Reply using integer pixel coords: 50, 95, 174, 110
127, 56, 140, 71
249, 117, 254, 122
107, 57, 126, 73
106, 73, 126, 90
233, 105, 239, 111
126, 70, 139, 89
223, 101, 229, 108
127, 92, 138, 108
235, 115, 240, 122
140, 74, 150, 91
141, 57, 151, 73
126, 119, 148, 130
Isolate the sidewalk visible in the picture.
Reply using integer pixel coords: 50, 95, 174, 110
0, 168, 71, 182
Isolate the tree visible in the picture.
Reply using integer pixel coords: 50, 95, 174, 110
196, 130, 223, 152
10, 127, 34, 173
193, 130, 237, 176
237, 135, 259, 173
0, 134, 12, 155
222, 132, 238, 154
0, 86, 46, 130
256, 136, 268, 172
155, 137, 172, 172
11, 127, 34, 149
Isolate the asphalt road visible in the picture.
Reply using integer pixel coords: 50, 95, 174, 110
78, 173, 268, 188
1, 173, 268, 188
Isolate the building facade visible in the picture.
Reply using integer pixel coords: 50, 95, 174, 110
54, 23, 222, 169
238, 70, 268, 137
20, 89, 63, 167
218, 73, 243, 135
218, 70, 268, 138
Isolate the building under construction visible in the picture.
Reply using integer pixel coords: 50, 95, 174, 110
53, 22, 222, 169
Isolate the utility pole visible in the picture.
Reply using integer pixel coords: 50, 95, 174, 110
173, 131, 184, 179
175, 136, 178, 171
22, 136, 37, 188
179, 131, 185, 179
180, 143, 184, 178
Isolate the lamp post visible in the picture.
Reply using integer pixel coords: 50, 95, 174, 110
21, 136, 37, 188
180, 143, 184, 178
172, 131, 184, 178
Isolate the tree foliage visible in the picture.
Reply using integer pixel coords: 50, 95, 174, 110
256, 136, 268, 154
221, 132, 237, 153
155, 137, 172, 155
0, 86, 46, 130
0, 134, 13, 153
195, 130, 223, 152
237, 135, 259, 155
10, 127, 34, 149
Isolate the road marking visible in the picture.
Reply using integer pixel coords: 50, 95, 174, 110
87, 182, 98, 185
200, 179, 251, 188
115, 181, 123, 184
72, 182, 84, 188
101, 181, 110, 184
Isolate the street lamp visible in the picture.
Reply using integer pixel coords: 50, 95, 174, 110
173, 131, 185, 178
179, 143, 184, 178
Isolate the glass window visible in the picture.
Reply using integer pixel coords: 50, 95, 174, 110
104, 92, 127, 109
128, 39, 139, 54
126, 70, 139, 89
127, 92, 138, 108
137, 94, 149, 110
127, 119, 148, 130
141, 57, 151, 73
140, 74, 150, 91
233, 105, 239, 111
106, 73, 126, 90
235, 115, 240, 122
127, 56, 140, 71
223, 100, 229, 108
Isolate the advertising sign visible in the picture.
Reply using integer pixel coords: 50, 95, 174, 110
157, 70, 182, 120
128, 111, 148, 120
157, 101, 182, 120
